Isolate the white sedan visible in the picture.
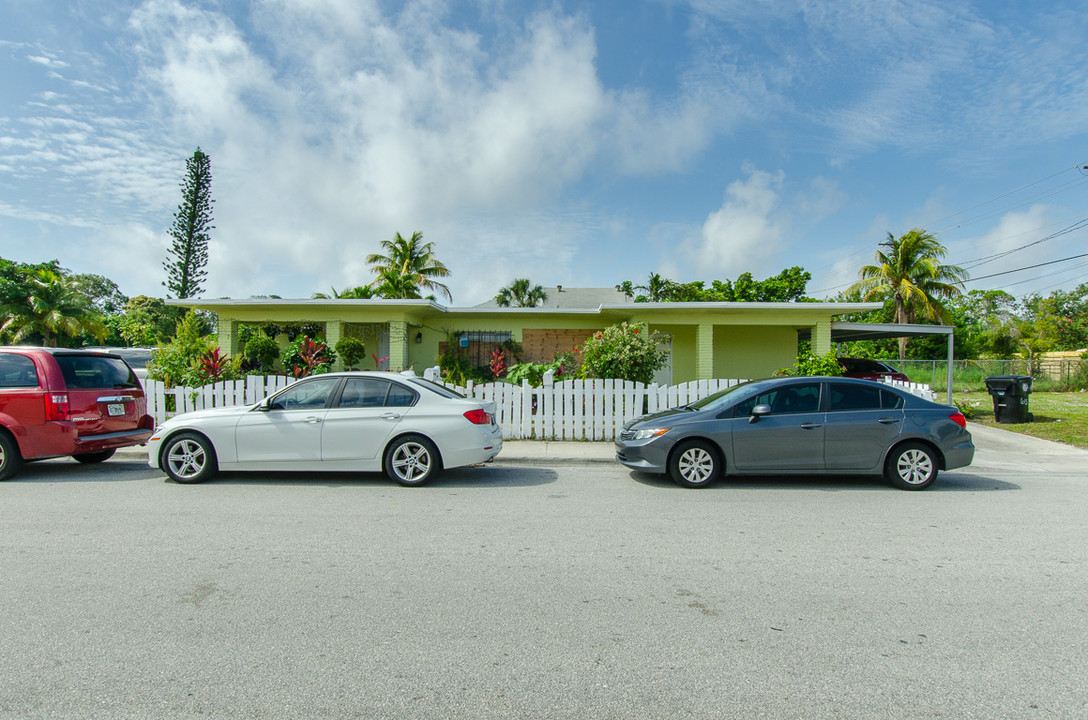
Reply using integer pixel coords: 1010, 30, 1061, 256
148, 371, 502, 486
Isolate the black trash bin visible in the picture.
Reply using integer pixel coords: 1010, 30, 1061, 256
984, 375, 1034, 423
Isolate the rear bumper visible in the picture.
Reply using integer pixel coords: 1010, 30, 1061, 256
943, 440, 975, 471
16, 421, 152, 460
73, 428, 154, 453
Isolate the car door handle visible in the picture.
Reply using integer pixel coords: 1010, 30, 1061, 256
303, 416, 322, 424
878, 417, 902, 424
800, 422, 822, 430
381, 412, 402, 421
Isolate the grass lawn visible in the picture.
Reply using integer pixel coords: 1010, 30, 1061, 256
956, 390, 1088, 449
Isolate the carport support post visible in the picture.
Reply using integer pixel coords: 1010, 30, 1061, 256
946, 332, 954, 406
325, 321, 343, 371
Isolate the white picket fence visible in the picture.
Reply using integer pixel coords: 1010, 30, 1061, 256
433, 376, 750, 441
144, 375, 295, 424
880, 377, 937, 402
144, 372, 936, 441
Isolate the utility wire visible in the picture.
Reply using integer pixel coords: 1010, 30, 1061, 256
966, 252, 1088, 283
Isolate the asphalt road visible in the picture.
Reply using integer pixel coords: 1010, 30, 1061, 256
1, 433, 1086, 719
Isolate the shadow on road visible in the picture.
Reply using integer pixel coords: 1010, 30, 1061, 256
626, 470, 1019, 492
8, 457, 155, 484
174, 464, 558, 489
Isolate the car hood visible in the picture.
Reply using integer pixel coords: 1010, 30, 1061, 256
158, 403, 255, 428
626, 406, 698, 428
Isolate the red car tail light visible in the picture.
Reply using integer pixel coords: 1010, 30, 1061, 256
949, 411, 967, 428
46, 393, 70, 421
463, 409, 492, 425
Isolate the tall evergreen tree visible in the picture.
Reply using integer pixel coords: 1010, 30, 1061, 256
163, 148, 214, 299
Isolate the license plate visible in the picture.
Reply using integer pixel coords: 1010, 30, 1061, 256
107, 403, 126, 416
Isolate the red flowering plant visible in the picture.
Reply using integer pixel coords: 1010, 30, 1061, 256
193, 346, 239, 385
580, 322, 666, 384
282, 336, 337, 378
489, 348, 507, 378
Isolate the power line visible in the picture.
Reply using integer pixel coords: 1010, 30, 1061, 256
966, 252, 1088, 283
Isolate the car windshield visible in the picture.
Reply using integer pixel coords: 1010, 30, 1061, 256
687, 379, 771, 413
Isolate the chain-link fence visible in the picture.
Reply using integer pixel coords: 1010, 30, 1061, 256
892, 358, 1088, 391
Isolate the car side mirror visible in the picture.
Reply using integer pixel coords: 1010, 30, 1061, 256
257, 397, 281, 412
749, 404, 772, 423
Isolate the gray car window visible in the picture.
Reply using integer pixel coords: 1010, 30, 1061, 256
271, 377, 340, 410
734, 382, 821, 416
830, 383, 905, 411
0, 355, 39, 388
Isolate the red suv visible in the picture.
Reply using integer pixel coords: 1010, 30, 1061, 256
0, 347, 154, 480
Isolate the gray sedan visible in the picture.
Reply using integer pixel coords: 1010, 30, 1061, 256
615, 376, 974, 490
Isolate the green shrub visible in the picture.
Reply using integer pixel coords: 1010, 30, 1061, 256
243, 335, 280, 373
147, 311, 215, 388
282, 336, 336, 378
777, 351, 845, 377
580, 323, 666, 384
334, 336, 366, 369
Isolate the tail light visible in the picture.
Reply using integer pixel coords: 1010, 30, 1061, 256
949, 411, 967, 429
46, 393, 70, 421
463, 409, 492, 425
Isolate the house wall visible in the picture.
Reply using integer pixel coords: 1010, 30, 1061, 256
712, 325, 798, 379
191, 301, 852, 382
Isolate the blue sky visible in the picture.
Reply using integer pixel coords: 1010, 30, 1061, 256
2, 0, 1087, 305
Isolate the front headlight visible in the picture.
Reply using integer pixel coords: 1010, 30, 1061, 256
632, 427, 670, 440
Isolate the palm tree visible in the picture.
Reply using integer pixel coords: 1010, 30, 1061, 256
311, 285, 375, 299
1, 265, 107, 346
366, 231, 452, 301
636, 272, 671, 302
495, 278, 548, 307
371, 267, 422, 299
848, 228, 968, 359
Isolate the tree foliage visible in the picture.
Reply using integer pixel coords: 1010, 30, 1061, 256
495, 278, 548, 307
621, 267, 812, 303
164, 148, 214, 299
147, 311, 218, 387
847, 229, 967, 360
0, 258, 107, 346
366, 231, 451, 301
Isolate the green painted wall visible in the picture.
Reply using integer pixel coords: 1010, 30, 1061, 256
712, 325, 798, 379
180, 300, 865, 383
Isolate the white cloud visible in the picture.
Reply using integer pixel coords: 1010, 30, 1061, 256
681, 165, 787, 277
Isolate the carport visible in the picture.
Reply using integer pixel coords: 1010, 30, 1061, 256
829, 322, 955, 405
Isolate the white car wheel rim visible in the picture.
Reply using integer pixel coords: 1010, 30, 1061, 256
167, 439, 206, 480
392, 443, 431, 482
679, 448, 714, 484
897, 449, 933, 485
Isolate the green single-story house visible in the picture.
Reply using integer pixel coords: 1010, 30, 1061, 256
172, 287, 896, 383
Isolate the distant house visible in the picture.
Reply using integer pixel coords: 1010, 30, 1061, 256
171, 289, 883, 383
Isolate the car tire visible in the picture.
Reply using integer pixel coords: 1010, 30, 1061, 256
0, 432, 24, 482
384, 435, 440, 487
884, 442, 938, 490
161, 432, 218, 484
73, 449, 117, 464
669, 440, 720, 488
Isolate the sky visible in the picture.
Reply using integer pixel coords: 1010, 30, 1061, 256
2, 0, 1087, 307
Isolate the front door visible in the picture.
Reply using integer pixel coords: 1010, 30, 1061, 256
730, 381, 825, 472
235, 377, 341, 463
